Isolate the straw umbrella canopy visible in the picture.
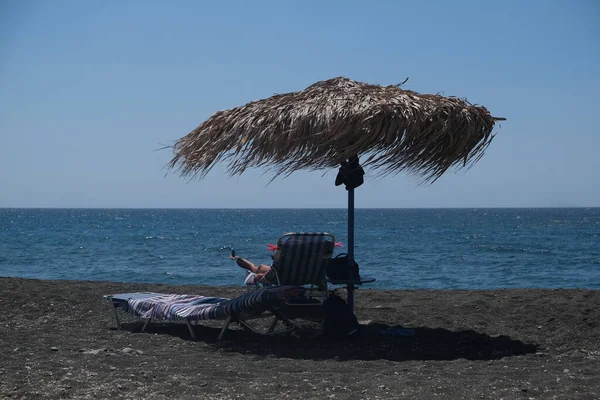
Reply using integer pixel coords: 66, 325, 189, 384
169, 76, 504, 303
169, 77, 504, 182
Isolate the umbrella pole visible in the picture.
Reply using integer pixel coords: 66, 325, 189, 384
347, 188, 356, 311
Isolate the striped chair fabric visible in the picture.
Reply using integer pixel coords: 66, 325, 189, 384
272, 232, 335, 286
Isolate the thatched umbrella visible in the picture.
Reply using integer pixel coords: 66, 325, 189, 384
169, 77, 504, 304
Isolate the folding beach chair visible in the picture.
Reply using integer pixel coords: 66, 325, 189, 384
270, 232, 335, 304
245, 234, 334, 328
242, 232, 335, 324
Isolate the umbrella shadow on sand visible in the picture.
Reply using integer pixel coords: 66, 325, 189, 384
119, 321, 537, 362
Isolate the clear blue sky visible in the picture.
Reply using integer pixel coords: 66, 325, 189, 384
1, 0, 598, 208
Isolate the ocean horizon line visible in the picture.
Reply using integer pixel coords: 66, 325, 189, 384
1, 206, 599, 210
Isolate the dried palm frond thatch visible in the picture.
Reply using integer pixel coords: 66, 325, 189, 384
169, 77, 504, 181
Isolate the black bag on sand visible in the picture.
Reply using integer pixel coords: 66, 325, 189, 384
323, 293, 360, 340
326, 253, 360, 281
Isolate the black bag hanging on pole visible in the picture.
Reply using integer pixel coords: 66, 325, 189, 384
335, 155, 364, 190
326, 253, 360, 280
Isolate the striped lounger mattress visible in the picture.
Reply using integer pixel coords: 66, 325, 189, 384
106, 285, 306, 339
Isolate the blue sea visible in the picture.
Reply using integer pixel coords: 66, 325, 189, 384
1, 208, 599, 289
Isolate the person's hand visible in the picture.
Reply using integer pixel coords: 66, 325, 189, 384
228, 255, 239, 260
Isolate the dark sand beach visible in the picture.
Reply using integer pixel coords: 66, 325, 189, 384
1, 277, 599, 399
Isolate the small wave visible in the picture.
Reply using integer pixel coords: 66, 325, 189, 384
163, 272, 178, 279
465, 234, 483, 239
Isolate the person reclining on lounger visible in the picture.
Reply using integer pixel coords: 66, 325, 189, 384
230, 239, 344, 285
229, 253, 278, 285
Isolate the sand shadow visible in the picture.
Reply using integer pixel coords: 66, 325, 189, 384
119, 321, 538, 362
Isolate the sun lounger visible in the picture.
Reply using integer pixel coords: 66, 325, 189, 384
105, 233, 341, 340
105, 285, 306, 340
